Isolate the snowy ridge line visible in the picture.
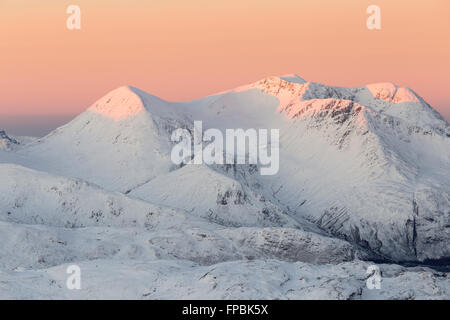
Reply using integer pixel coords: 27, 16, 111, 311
0, 74, 449, 299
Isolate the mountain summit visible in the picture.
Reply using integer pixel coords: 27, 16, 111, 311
88, 86, 147, 121
0, 131, 18, 152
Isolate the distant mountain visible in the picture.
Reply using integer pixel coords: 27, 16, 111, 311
0, 130, 37, 151
0, 131, 20, 151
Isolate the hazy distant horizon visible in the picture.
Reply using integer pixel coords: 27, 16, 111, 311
1, 107, 450, 137
0, 114, 77, 137
2, 0, 450, 119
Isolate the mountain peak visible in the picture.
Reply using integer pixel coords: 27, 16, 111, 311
0, 130, 18, 142
279, 73, 307, 84
88, 86, 146, 121
365, 82, 420, 103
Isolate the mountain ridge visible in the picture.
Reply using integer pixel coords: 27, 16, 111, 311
4, 74, 448, 262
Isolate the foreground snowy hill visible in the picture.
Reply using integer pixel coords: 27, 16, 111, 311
1, 259, 449, 300
0, 74, 449, 299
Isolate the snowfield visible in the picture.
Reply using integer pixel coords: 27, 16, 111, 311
0, 74, 449, 299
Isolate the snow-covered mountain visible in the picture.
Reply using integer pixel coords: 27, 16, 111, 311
0, 74, 449, 299
0, 130, 19, 151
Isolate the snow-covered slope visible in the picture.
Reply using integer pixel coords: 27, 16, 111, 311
0, 164, 358, 268
1, 259, 448, 300
175, 76, 450, 262
130, 164, 300, 228
0, 130, 20, 151
15, 86, 192, 192
1, 74, 449, 299
0, 163, 200, 229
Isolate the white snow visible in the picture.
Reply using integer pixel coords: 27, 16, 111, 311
0, 74, 449, 299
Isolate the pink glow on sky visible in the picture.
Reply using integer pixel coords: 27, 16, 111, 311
1, 0, 449, 122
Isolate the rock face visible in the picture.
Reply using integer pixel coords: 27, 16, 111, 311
0, 75, 449, 299
0, 131, 20, 151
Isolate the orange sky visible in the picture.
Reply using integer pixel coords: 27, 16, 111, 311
1, 0, 450, 120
